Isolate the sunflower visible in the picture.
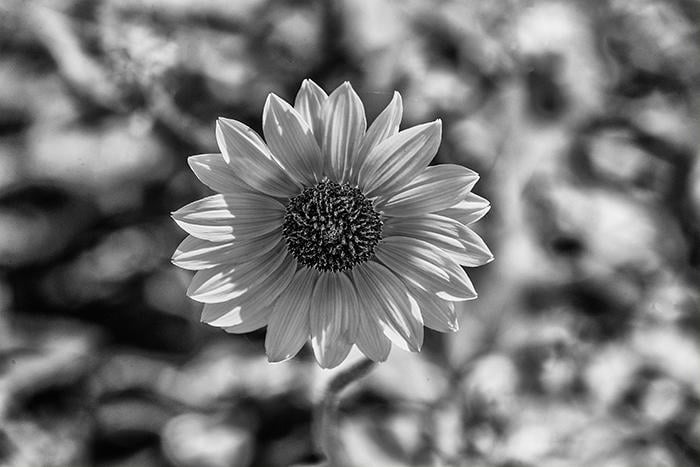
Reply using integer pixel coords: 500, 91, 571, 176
172, 80, 493, 369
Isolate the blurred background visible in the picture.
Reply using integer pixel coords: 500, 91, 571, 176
1, 0, 699, 465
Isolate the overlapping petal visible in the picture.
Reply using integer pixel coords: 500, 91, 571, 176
263, 94, 323, 185
437, 193, 491, 225
358, 120, 442, 197
376, 236, 477, 301
186, 242, 289, 303
352, 261, 423, 352
188, 153, 250, 194
172, 80, 492, 368
216, 118, 300, 198
309, 272, 359, 369
171, 193, 284, 242
384, 214, 493, 267
355, 309, 392, 362
380, 164, 479, 215
322, 82, 366, 182
200, 253, 297, 328
407, 284, 459, 332
351, 92, 402, 184
265, 268, 319, 362
172, 230, 282, 270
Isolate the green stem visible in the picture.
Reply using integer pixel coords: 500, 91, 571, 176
313, 357, 377, 466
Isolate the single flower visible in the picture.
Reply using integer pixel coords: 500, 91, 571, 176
172, 80, 493, 369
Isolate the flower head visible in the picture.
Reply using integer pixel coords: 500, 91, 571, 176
172, 80, 493, 369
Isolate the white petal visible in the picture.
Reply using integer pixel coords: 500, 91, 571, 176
352, 261, 423, 352
383, 214, 494, 267
379, 164, 479, 215
437, 193, 491, 225
171, 193, 284, 242
352, 92, 402, 184
265, 268, 319, 362
188, 153, 250, 193
457, 227, 494, 267
223, 311, 270, 334
263, 93, 324, 185
322, 82, 367, 182
407, 284, 459, 332
358, 120, 441, 197
216, 118, 301, 197
201, 254, 297, 327
375, 236, 477, 301
171, 230, 282, 270
294, 79, 328, 145
309, 272, 359, 369
353, 279, 392, 361
186, 242, 288, 303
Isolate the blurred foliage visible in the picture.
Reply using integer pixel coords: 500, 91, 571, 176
1, 0, 699, 466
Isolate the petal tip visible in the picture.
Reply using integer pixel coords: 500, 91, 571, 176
267, 354, 292, 364
266, 92, 284, 106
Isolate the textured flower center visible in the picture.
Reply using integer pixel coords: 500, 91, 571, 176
283, 179, 383, 272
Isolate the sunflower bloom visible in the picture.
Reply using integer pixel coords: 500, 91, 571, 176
172, 80, 493, 369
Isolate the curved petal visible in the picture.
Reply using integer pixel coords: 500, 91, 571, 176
352, 261, 423, 352
200, 254, 297, 327
406, 284, 459, 332
171, 193, 284, 242
375, 236, 477, 301
322, 82, 367, 182
383, 214, 494, 267
353, 277, 392, 361
263, 93, 323, 185
265, 267, 319, 362
188, 153, 250, 193
358, 120, 441, 197
352, 92, 402, 184
436, 192, 491, 225
309, 272, 359, 369
455, 227, 494, 267
186, 242, 288, 303
294, 79, 328, 145
379, 164, 479, 215
216, 118, 301, 198
223, 311, 271, 334
171, 230, 282, 270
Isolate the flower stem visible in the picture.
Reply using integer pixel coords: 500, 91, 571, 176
313, 357, 377, 466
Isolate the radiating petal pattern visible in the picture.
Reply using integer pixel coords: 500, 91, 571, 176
263, 94, 323, 185
384, 214, 493, 266
407, 283, 459, 332
352, 92, 402, 184
171, 193, 284, 242
188, 153, 250, 193
358, 120, 442, 197
200, 253, 297, 327
352, 261, 423, 352
172, 80, 491, 368
437, 193, 491, 225
265, 267, 319, 362
216, 118, 301, 197
172, 230, 282, 270
186, 242, 288, 303
376, 236, 477, 301
309, 272, 359, 368
380, 164, 479, 215
322, 82, 367, 182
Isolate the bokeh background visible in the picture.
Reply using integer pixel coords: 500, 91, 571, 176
1, 0, 699, 466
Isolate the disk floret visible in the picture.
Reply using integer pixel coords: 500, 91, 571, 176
283, 179, 383, 272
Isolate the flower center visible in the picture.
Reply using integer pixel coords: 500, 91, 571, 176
283, 179, 383, 272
